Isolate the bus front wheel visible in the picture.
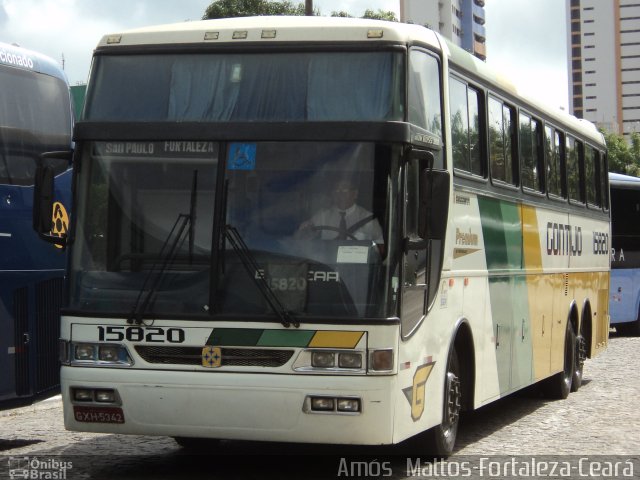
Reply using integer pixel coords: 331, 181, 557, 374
425, 348, 461, 457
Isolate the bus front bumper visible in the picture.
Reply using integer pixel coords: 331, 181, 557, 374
61, 366, 397, 445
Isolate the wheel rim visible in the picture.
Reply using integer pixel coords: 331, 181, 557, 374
443, 371, 461, 439
563, 326, 575, 389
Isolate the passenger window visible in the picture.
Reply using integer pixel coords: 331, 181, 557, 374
408, 50, 442, 138
488, 96, 516, 185
449, 76, 482, 176
585, 146, 599, 206
545, 126, 564, 198
520, 113, 543, 192
566, 136, 583, 203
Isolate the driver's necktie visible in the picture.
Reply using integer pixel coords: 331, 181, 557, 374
338, 211, 347, 240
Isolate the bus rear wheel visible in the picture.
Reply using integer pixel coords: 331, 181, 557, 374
543, 321, 575, 399
571, 327, 586, 392
425, 348, 461, 457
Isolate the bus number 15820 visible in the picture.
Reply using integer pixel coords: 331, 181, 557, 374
97, 326, 185, 343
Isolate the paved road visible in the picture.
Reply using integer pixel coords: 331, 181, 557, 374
0, 333, 638, 479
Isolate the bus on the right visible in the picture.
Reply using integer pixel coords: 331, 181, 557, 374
610, 172, 640, 335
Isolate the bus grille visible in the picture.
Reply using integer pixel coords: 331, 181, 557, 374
134, 346, 294, 367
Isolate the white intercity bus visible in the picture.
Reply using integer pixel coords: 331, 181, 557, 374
34, 17, 610, 455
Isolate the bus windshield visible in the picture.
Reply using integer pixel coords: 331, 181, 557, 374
68, 141, 401, 320
84, 51, 404, 122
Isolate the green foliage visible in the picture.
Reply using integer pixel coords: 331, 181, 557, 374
361, 9, 397, 21
603, 130, 640, 176
203, 0, 398, 21
203, 0, 306, 19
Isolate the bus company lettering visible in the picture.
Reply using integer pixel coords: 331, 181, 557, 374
611, 248, 625, 262
0, 48, 34, 69
455, 228, 478, 246
546, 222, 582, 256
164, 141, 215, 153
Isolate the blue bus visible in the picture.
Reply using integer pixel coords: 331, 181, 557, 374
0, 42, 73, 408
609, 172, 640, 336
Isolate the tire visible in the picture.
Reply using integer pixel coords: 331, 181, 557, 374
424, 348, 462, 457
571, 324, 586, 392
543, 320, 575, 399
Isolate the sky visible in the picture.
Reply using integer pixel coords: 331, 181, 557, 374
0, 0, 569, 110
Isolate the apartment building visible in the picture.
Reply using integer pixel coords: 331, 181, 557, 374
568, 0, 640, 138
400, 0, 487, 60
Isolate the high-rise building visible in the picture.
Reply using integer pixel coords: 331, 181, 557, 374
400, 0, 486, 60
567, 0, 640, 138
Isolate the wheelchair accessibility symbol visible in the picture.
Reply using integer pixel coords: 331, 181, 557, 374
227, 143, 257, 171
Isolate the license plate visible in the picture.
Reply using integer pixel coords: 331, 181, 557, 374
73, 406, 125, 424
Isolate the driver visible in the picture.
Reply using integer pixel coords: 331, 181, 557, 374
296, 177, 383, 243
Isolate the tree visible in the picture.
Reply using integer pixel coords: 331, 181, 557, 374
361, 9, 398, 21
603, 130, 640, 176
203, 0, 397, 20
203, 0, 306, 19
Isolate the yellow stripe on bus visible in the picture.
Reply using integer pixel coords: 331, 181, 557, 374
308, 331, 365, 349
521, 205, 543, 272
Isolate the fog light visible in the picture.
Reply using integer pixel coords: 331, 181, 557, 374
370, 349, 393, 371
94, 390, 116, 403
337, 398, 361, 413
338, 352, 362, 369
311, 351, 335, 368
75, 344, 96, 361
310, 397, 335, 411
99, 345, 121, 362
73, 388, 93, 402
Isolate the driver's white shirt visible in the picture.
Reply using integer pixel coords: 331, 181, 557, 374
309, 204, 383, 242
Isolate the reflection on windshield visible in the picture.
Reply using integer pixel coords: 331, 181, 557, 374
69, 141, 400, 320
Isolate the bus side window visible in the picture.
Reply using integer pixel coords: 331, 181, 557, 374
566, 135, 584, 203
449, 75, 483, 177
585, 145, 599, 207
520, 112, 544, 193
488, 96, 517, 186
600, 151, 609, 210
545, 126, 565, 199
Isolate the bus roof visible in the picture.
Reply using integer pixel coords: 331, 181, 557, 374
96, 16, 440, 50
0, 41, 67, 81
95, 16, 602, 147
441, 37, 604, 147
609, 172, 640, 189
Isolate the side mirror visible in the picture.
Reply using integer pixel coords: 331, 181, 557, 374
33, 151, 72, 247
418, 168, 450, 241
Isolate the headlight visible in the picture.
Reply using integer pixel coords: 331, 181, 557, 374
338, 352, 362, 369
70, 342, 133, 367
311, 351, 335, 368
74, 344, 97, 361
99, 345, 121, 362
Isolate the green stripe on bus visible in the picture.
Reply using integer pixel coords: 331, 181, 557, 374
207, 328, 316, 347
257, 329, 316, 347
207, 329, 264, 346
478, 197, 522, 270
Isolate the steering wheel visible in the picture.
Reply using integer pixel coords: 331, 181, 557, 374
311, 225, 359, 240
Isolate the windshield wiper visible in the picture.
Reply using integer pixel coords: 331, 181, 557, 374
128, 170, 198, 325
223, 225, 299, 328
127, 212, 191, 325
